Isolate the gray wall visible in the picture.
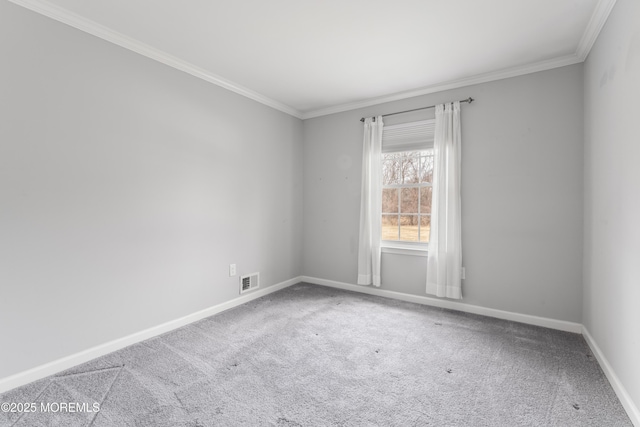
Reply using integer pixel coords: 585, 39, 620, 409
0, 2, 303, 379
1, 0, 608, 389
303, 64, 584, 323
583, 0, 640, 412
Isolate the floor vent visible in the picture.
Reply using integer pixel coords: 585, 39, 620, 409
240, 273, 259, 294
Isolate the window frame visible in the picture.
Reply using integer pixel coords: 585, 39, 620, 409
381, 150, 432, 253
379, 119, 435, 255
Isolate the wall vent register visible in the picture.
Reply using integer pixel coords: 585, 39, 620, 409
240, 273, 260, 294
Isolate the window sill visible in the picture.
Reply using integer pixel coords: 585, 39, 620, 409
381, 243, 428, 257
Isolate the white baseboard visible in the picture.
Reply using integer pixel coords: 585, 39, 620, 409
302, 276, 640, 424
5, 276, 637, 427
300, 276, 583, 333
582, 327, 640, 427
0, 276, 301, 395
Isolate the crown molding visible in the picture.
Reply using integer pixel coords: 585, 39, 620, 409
301, 0, 617, 120
576, 0, 618, 60
10, 0, 616, 122
7, 0, 304, 119
301, 54, 582, 119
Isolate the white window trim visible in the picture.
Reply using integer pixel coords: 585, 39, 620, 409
381, 242, 428, 257
380, 119, 435, 257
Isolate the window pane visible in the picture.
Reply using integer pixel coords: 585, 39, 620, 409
401, 152, 420, 184
382, 215, 399, 241
420, 215, 431, 243
420, 152, 434, 183
382, 188, 398, 213
399, 215, 419, 242
381, 150, 432, 244
382, 154, 401, 185
401, 187, 418, 214
420, 186, 432, 214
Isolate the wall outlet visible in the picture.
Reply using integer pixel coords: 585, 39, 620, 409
461, 267, 466, 280
229, 264, 236, 277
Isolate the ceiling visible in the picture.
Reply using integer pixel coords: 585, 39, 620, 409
10, 0, 616, 119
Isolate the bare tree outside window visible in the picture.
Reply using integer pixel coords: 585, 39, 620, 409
382, 149, 433, 243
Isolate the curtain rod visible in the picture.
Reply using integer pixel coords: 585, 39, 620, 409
359, 97, 474, 122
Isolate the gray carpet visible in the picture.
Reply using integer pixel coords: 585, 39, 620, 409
0, 282, 632, 426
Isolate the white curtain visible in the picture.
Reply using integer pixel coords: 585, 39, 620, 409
357, 116, 383, 286
426, 102, 462, 299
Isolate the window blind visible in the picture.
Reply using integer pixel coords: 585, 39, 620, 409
381, 119, 435, 153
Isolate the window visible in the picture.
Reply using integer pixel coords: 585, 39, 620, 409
380, 119, 435, 246
382, 150, 432, 243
